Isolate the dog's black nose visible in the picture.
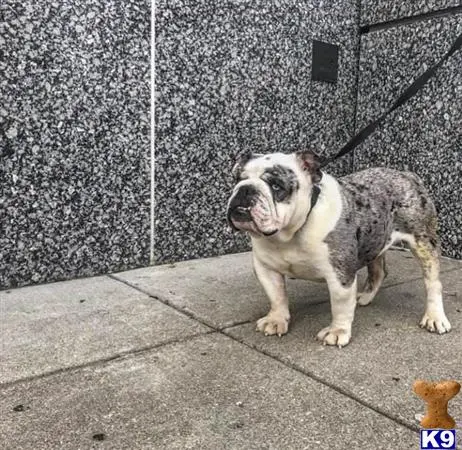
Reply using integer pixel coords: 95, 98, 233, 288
231, 185, 258, 208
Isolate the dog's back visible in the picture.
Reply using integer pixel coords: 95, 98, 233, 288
341, 167, 436, 221
326, 168, 439, 276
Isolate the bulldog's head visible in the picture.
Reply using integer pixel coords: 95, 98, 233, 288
226, 151, 322, 239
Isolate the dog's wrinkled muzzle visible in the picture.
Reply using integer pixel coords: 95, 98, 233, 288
227, 184, 257, 230
227, 183, 279, 236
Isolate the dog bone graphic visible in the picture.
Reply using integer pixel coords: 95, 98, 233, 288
413, 380, 461, 429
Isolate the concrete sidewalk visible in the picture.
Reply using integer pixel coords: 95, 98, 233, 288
1, 250, 461, 449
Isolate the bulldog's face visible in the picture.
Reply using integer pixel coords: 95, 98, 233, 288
227, 151, 321, 238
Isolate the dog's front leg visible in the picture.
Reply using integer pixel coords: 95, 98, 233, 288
253, 256, 290, 337
317, 276, 358, 347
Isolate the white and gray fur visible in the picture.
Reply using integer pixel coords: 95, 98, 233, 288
226, 151, 451, 347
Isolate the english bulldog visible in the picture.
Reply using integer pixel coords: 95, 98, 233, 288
226, 151, 451, 347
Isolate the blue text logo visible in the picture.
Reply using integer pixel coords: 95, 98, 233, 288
420, 429, 456, 450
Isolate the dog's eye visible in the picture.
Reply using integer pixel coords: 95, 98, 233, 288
271, 182, 282, 192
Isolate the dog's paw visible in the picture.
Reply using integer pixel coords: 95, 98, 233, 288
420, 311, 451, 334
256, 312, 289, 337
357, 291, 374, 306
316, 326, 351, 348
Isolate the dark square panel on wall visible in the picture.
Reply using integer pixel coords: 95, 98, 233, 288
0, 1, 150, 288
311, 40, 339, 84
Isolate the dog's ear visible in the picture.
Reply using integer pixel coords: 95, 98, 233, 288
232, 151, 252, 179
296, 150, 322, 183
232, 152, 264, 179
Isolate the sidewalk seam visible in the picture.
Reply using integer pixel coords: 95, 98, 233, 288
0, 330, 215, 390
108, 274, 255, 331
221, 329, 420, 434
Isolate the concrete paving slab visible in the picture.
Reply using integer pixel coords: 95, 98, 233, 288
0, 333, 418, 450
225, 269, 462, 430
0, 277, 209, 384
113, 252, 329, 329
114, 250, 461, 329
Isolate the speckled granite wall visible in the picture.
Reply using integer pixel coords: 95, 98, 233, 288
0, 1, 150, 288
355, 14, 462, 258
360, 1, 461, 25
155, 0, 360, 264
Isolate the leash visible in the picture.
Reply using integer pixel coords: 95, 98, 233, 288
319, 31, 462, 168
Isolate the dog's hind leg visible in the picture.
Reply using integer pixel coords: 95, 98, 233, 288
357, 254, 387, 306
409, 234, 451, 334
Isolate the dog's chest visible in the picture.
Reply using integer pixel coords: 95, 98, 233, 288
256, 239, 331, 281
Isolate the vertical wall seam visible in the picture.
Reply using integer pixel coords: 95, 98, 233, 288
351, 0, 363, 173
150, 3, 156, 265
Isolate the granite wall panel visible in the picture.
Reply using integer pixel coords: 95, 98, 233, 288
155, 0, 360, 264
355, 15, 462, 258
0, 1, 150, 289
360, 0, 461, 26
